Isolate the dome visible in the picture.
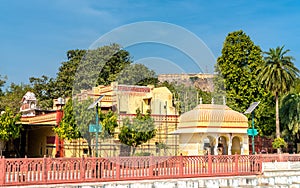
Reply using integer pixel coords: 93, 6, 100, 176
174, 104, 248, 133
180, 104, 247, 123
21, 92, 36, 102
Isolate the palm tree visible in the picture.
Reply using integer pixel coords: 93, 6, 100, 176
280, 93, 300, 138
257, 46, 299, 139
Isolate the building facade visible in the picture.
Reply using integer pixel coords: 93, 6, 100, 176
78, 82, 179, 157
18, 83, 179, 158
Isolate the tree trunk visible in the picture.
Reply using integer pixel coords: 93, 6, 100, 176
132, 147, 136, 156
275, 92, 280, 138
275, 92, 281, 153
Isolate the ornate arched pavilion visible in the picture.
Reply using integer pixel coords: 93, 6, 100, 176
173, 104, 249, 155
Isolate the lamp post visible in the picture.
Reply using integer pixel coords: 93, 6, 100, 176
244, 102, 260, 154
88, 95, 105, 157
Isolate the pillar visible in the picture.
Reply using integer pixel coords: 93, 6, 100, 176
55, 109, 64, 157
214, 136, 218, 155
228, 133, 232, 155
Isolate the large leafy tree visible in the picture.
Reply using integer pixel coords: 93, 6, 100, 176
55, 49, 86, 98
216, 30, 275, 135
74, 44, 132, 92
0, 107, 22, 141
257, 46, 299, 139
31, 44, 133, 105
29, 75, 57, 109
118, 109, 156, 155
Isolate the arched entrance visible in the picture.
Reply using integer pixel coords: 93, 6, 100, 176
218, 136, 228, 155
203, 136, 215, 155
231, 136, 241, 154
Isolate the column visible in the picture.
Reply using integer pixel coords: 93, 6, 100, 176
228, 133, 232, 155
214, 135, 218, 155
228, 143, 232, 155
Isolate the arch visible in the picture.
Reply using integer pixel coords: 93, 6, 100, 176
218, 136, 228, 155
231, 136, 241, 154
203, 135, 215, 155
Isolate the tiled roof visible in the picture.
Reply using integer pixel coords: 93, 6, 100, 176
179, 104, 247, 123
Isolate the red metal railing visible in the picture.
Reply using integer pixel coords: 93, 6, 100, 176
0, 154, 268, 186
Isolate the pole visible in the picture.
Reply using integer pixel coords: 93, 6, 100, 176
95, 103, 99, 157
252, 111, 255, 154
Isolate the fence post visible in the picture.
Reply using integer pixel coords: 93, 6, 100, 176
179, 154, 183, 176
80, 155, 85, 181
42, 155, 47, 183
149, 155, 154, 178
0, 157, 5, 186
234, 153, 239, 175
259, 154, 263, 173
116, 157, 120, 180
208, 153, 212, 175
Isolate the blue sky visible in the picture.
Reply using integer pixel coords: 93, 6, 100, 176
1, 0, 300, 88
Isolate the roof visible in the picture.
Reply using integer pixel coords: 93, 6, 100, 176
180, 104, 247, 123
175, 104, 248, 134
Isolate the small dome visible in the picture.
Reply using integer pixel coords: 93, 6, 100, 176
21, 92, 36, 102
180, 104, 247, 123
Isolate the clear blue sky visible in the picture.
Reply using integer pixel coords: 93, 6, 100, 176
1, 0, 300, 88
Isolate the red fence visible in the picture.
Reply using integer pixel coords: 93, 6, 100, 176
0, 154, 264, 186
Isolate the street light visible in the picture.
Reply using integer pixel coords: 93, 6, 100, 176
244, 101, 260, 154
88, 95, 105, 157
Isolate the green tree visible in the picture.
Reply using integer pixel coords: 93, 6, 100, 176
258, 46, 299, 139
0, 107, 22, 141
0, 83, 31, 114
291, 78, 300, 94
117, 64, 158, 86
74, 44, 132, 92
29, 75, 56, 109
0, 75, 6, 96
280, 93, 300, 140
272, 137, 287, 152
54, 97, 94, 154
216, 30, 275, 136
30, 44, 133, 106
99, 110, 118, 139
53, 98, 81, 140
54, 97, 118, 155
55, 49, 86, 98
118, 109, 156, 155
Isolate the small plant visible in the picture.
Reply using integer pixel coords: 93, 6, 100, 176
135, 152, 151, 156
155, 142, 169, 150
272, 137, 287, 149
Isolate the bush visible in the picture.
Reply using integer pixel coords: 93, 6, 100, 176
272, 137, 288, 149
134, 152, 151, 156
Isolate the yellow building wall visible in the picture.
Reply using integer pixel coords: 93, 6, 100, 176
63, 138, 89, 157
179, 133, 201, 156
